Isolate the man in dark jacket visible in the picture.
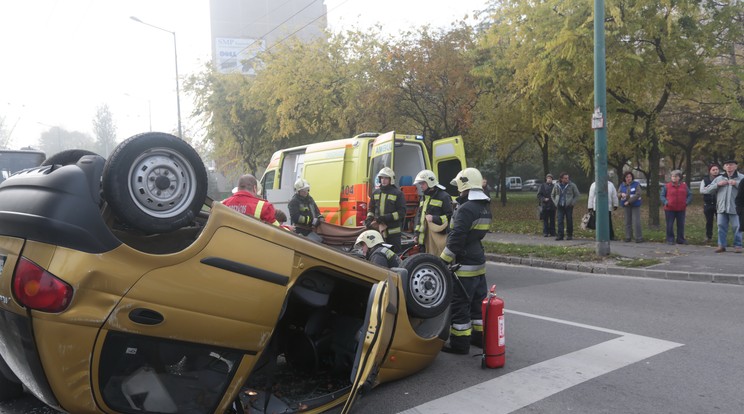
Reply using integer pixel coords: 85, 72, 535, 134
440, 167, 492, 355
550, 172, 580, 241
365, 167, 406, 253
413, 169, 453, 257
354, 230, 401, 268
288, 178, 322, 236
700, 163, 720, 243
537, 173, 556, 237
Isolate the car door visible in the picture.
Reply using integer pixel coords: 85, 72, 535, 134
431, 136, 467, 196
93, 225, 293, 414
340, 274, 397, 414
368, 131, 396, 197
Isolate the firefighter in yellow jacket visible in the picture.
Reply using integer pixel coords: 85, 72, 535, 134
413, 169, 453, 257
439, 167, 492, 354
365, 167, 406, 252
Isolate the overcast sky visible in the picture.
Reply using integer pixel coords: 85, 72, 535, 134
1, 0, 487, 150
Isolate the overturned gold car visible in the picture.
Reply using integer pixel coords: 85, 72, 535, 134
0, 132, 453, 413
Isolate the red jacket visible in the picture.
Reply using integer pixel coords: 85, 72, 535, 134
222, 191, 279, 226
662, 182, 689, 212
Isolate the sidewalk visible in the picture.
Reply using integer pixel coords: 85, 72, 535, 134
483, 232, 744, 285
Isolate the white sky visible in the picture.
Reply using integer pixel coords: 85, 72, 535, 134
1, 0, 487, 150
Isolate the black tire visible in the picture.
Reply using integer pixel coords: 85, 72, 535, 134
42, 149, 99, 166
0, 356, 23, 401
401, 253, 452, 319
102, 132, 207, 234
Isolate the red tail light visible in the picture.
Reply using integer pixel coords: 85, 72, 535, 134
13, 257, 73, 313
356, 202, 368, 226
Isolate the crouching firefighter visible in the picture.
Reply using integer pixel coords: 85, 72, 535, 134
439, 167, 492, 355
355, 230, 402, 269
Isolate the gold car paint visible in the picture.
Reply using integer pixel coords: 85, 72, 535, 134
341, 277, 393, 414
4, 202, 446, 413
377, 278, 444, 383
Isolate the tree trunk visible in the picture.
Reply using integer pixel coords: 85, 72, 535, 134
647, 134, 662, 228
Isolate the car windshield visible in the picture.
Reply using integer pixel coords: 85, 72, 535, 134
0, 150, 46, 183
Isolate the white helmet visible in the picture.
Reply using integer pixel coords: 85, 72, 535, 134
377, 167, 396, 185
294, 178, 310, 192
355, 230, 385, 249
451, 168, 483, 193
414, 169, 440, 188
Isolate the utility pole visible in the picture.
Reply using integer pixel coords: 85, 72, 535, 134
593, 0, 610, 256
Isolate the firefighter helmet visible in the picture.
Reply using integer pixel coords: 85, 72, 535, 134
355, 230, 385, 249
294, 178, 310, 192
414, 169, 439, 188
377, 167, 396, 184
451, 168, 483, 193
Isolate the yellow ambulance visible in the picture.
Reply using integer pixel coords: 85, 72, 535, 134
259, 131, 466, 228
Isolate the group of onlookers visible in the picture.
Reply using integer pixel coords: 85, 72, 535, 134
537, 159, 744, 252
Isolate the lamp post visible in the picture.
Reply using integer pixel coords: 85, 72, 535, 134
130, 16, 182, 139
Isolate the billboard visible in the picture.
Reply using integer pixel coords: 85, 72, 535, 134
215, 37, 265, 75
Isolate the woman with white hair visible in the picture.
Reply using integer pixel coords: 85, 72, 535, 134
660, 170, 692, 245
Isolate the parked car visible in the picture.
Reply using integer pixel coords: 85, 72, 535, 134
505, 176, 522, 191
522, 179, 542, 191
0, 132, 453, 414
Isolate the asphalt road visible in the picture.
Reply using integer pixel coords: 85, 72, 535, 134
3, 263, 743, 414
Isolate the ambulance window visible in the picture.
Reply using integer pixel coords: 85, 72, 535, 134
261, 170, 275, 195
370, 154, 390, 193
437, 159, 461, 197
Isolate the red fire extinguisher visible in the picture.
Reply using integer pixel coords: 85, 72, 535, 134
481, 284, 505, 369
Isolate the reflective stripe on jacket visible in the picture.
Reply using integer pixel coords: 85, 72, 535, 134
440, 197, 492, 277
368, 185, 406, 236
222, 191, 280, 226
414, 187, 453, 244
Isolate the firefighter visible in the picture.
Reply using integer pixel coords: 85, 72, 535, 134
288, 178, 323, 236
365, 167, 406, 253
439, 167, 492, 354
354, 230, 402, 268
222, 174, 280, 226
413, 169, 453, 257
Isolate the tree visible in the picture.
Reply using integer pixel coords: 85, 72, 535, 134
38, 127, 95, 156
92, 104, 117, 157
380, 25, 482, 143
479, 0, 744, 227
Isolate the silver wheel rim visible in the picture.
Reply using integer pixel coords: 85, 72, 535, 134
127, 147, 197, 218
409, 264, 446, 309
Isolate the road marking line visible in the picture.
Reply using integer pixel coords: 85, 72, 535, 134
399, 311, 683, 414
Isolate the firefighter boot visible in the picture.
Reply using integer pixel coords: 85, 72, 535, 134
442, 335, 470, 355
470, 331, 483, 348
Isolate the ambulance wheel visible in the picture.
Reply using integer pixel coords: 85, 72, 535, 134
102, 132, 207, 234
401, 253, 452, 319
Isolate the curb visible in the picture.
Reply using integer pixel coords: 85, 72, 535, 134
485, 254, 744, 285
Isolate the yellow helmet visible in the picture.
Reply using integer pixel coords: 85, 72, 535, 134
377, 167, 396, 184
451, 168, 483, 193
294, 178, 310, 192
355, 230, 385, 249
414, 169, 439, 188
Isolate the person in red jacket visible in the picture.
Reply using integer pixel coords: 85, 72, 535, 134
222, 174, 280, 226
660, 170, 692, 245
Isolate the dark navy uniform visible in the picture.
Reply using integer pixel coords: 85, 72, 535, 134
366, 185, 406, 252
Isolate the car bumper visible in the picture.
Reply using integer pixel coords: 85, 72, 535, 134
0, 308, 60, 410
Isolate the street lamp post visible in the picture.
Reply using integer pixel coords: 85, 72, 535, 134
130, 16, 182, 139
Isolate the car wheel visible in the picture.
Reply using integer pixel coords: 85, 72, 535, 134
41, 149, 99, 166
102, 132, 207, 234
401, 253, 452, 319
0, 356, 23, 401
